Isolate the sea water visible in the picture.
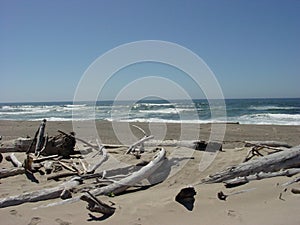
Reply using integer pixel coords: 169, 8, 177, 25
0, 98, 299, 125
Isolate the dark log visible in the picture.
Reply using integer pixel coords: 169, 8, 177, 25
34, 119, 47, 156
80, 191, 115, 215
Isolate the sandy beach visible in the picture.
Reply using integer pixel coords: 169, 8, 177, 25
0, 120, 300, 225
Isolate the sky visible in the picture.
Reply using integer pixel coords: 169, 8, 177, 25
0, 0, 299, 102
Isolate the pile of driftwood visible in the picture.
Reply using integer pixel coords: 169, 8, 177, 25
1, 119, 300, 216
0, 119, 217, 216
202, 140, 300, 200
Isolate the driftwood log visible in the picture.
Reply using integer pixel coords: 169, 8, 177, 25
144, 140, 222, 151
224, 168, 300, 188
0, 177, 81, 208
203, 145, 300, 184
0, 167, 25, 179
80, 191, 115, 215
244, 141, 292, 148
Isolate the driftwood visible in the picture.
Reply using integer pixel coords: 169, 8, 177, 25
36, 148, 166, 209
80, 191, 115, 215
224, 168, 300, 188
34, 119, 47, 156
203, 145, 300, 183
0, 167, 25, 179
145, 140, 222, 151
282, 176, 300, 187
125, 135, 154, 154
244, 141, 292, 148
0, 138, 32, 153
0, 177, 81, 208
5, 153, 22, 167
47, 171, 78, 181
92, 148, 166, 195
87, 149, 108, 174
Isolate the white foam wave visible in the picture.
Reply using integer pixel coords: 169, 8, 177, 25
139, 108, 194, 114
234, 113, 300, 125
249, 105, 298, 110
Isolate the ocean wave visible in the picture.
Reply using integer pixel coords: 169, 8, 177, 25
234, 113, 300, 125
249, 105, 299, 110
139, 108, 194, 114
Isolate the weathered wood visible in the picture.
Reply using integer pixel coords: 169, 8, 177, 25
5, 153, 23, 167
244, 141, 292, 148
0, 177, 81, 208
80, 191, 115, 215
33, 155, 59, 163
125, 135, 154, 154
58, 161, 76, 172
87, 149, 108, 174
203, 145, 300, 183
0, 138, 32, 153
282, 176, 300, 187
0, 168, 25, 179
145, 140, 222, 151
34, 119, 47, 156
47, 171, 78, 181
36, 149, 166, 209
224, 168, 300, 188
92, 148, 166, 195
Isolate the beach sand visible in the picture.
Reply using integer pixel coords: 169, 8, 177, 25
0, 120, 300, 225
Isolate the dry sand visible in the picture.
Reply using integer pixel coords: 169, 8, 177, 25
0, 120, 300, 225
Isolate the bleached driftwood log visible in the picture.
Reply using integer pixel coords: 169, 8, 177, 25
36, 148, 166, 209
224, 168, 300, 188
92, 148, 166, 195
203, 145, 300, 183
0, 177, 81, 208
0, 168, 25, 179
145, 140, 222, 151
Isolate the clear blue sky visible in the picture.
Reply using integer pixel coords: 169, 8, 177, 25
0, 0, 299, 102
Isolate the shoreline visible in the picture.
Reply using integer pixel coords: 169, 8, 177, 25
1, 120, 300, 147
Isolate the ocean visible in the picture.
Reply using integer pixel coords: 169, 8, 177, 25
0, 98, 299, 125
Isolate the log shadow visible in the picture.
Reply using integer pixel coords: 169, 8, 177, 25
25, 171, 39, 183
87, 212, 114, 221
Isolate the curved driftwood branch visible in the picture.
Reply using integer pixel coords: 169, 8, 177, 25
131, 125, 148, 136
203, 145, 300, 183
